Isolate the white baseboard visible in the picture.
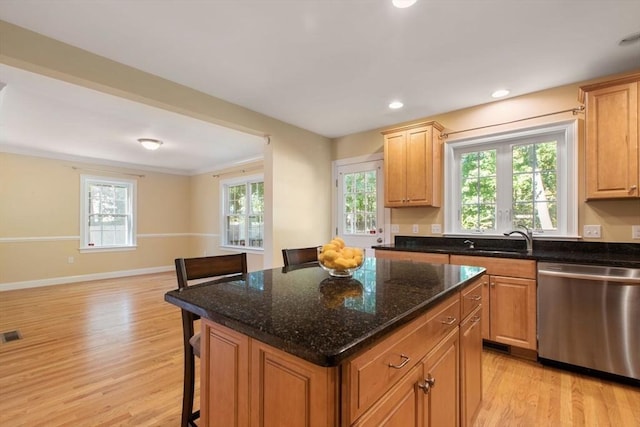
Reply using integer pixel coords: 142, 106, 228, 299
0, 266, 174, 291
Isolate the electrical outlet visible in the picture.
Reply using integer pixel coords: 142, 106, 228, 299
412, 224, 419, 234
391, 224, 400, 233
68, 256, 74, 264
583, 225, 601, 238
632, 225, 640, 239
431, 224, 442, 234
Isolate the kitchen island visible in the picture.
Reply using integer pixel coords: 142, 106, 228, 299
165, 258, 485, 427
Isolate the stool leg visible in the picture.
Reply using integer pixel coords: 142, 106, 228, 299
182, 347, 195, 427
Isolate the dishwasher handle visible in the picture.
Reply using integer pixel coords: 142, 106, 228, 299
538, 268, 640, 284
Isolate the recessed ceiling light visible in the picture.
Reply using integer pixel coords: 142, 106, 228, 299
138, 138, 163, 150
491, 89, 510, 98
392, 0, 417, 8
389, 101, 404, 109
619, 31, 640, 46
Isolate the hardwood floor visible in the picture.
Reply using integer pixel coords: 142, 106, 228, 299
0, 273, 194, 426
1, 272, 638, 426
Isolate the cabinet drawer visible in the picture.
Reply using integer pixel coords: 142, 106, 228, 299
376, 250, 449, 264
345, 292, 460, 423
460, 276, 484, 320
450, 255, 536, 279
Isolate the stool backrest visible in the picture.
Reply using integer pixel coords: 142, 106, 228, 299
282, 246, 319, 267
175, 253, 248, 290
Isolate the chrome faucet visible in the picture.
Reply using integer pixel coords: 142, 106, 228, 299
504, 228, 533, 254
463, 239, 475, 249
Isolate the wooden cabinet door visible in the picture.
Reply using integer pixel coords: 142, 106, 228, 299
424, 328, 460, 427
384, 130, 407, 207
405, 125, 431, 206
460, 306, 482, 427
489, 276, 537, 349
250, 340, 337, 427
352, 363, 424, 427
584, 81, 639, 199
201, 320, 249, 427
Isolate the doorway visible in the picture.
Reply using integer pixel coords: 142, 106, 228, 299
333, 154, 389, 257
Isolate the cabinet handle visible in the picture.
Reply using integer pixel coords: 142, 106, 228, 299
465, 294, 482, 301
471, 316, 481, 324
630, 185, 638, 192
440, 316, 457, 325
388, 354, 411, 369
417, 374, 437, 394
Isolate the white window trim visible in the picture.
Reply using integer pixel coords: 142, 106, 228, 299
444, 120, 578, 238
80, 175, 137, 251
219, 173, 265, 252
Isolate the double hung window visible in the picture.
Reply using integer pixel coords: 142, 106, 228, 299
445, 121, 577, 237
80, 176, 136, 250
221, 175, 264, 249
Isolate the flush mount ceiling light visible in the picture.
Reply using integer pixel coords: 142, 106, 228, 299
491, 89, 510, 98
392, 0, 417, 8
137, 138, 163, 150
389, 101, 404, 109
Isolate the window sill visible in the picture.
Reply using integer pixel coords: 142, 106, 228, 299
219, 245, 264, 254
80, 245, 137, 253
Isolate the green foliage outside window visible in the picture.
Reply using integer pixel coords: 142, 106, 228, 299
343, 171, 377, 234
460, 141, 557, 232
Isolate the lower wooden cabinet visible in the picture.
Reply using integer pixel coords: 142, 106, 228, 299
250, 340, 337, 427
201, 320, 249, 427
460, 305, 482, 427
352, 328, 460, 427
489, 275, 536, 349
351, 363, 424, 427
423, 328, 460, 427
450, 255, 537, 350
201, 320, 337, 427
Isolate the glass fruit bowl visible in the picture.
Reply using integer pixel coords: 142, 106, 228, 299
317, 246, 365, 278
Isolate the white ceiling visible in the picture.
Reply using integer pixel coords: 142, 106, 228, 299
1, 0, 639, 174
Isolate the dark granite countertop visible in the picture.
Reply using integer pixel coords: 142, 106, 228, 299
374, 237, 640, 268
164, 258, 485, 367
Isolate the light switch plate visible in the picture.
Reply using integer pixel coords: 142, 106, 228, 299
583, 224, 601, 238
632, 225, 640, 239
391, 224, 400, 233
431, 224, 442, 234
412, 224, 419, 234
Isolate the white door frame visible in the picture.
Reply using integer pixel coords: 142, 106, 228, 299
331, 153, 390, 250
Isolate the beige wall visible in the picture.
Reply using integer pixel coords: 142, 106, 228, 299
333, 73, 640, 243
0, 21, 333, 287
0, 153, 192, 284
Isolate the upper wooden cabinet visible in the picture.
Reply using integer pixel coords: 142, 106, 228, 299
579, 73, 640, 199
382, 121, 445, 207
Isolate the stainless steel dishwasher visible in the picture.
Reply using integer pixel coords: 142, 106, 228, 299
538, 262, 640, 382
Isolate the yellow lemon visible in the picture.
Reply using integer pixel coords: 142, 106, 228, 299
323, 249, 340, 261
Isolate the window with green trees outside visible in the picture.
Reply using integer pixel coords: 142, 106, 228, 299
446, 121, 577, 237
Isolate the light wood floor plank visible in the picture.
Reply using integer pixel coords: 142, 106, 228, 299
1, 272, 638, 426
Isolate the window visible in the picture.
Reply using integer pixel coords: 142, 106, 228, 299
341, 169, 378, 235
445, 121, 577, 237
221, 175, 264, 249
80, 175, 136, 250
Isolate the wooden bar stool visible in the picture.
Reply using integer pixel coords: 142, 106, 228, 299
174, 253, 248, 427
